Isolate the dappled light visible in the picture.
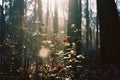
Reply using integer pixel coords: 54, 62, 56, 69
38, 47, 50, 58
0, 0, 120, 80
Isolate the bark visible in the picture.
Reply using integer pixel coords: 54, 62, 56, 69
96, 13, 99, 51
85, 0, 90, 53
97, 0, 120, 64
0, 4, 6, 61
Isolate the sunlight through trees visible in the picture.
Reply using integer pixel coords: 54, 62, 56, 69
0, 0, 120, 80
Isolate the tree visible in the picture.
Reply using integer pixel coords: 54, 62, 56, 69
85, 0, 90, 53
97, 0, 120, 64
46, 0, 49, 32
67, 0, 82, 54
53, 0, 58, 34
0, 3, 6, 62
11, 0, 24, 54
38, 0, 42, 22
38, 0, 42, 32
96, 10, 99, 52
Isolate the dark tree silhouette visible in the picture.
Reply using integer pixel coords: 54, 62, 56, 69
97, 0, 120, 64
85, 0, 90, 53
0, 4, 6, 62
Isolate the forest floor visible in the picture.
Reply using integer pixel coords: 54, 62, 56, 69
78, 64, 120, 80
0, 55, 120, 80
0, 62, 120, 80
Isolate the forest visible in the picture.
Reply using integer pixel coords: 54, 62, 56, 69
0, 0, 120, 80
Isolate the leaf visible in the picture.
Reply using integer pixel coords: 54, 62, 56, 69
51, 40, 56, 45
62, 37, 68, 44
40, 22, 45, 26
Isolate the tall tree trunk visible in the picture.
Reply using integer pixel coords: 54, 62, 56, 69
77, 0, 82, 54
85, 0, 90, 54
53, 0, 58, 34
11, 0, 24, 58
0, 5, 2, 41
0, 3, 6, 62
38, 0, 42, 32
38, 0, 42, 22
67, 0, 82, 54
97, 0, 120, 64
96, 12, 99, 51
46, 0, 49, 32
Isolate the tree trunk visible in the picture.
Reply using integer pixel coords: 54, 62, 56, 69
38, 0, 42, 22
46, 0, 49, 32
97, 0, 120, 64
53, 0, 58, 34
0, 4, 6, 62
96, 12, 99, 51
11, 0, 24, 57
38, 0, 42, 32
67, 0, 82, 54
85, 0, 90, 54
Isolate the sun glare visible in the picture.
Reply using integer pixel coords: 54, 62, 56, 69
42, 0, 68, 17
38, 47, 50, 58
